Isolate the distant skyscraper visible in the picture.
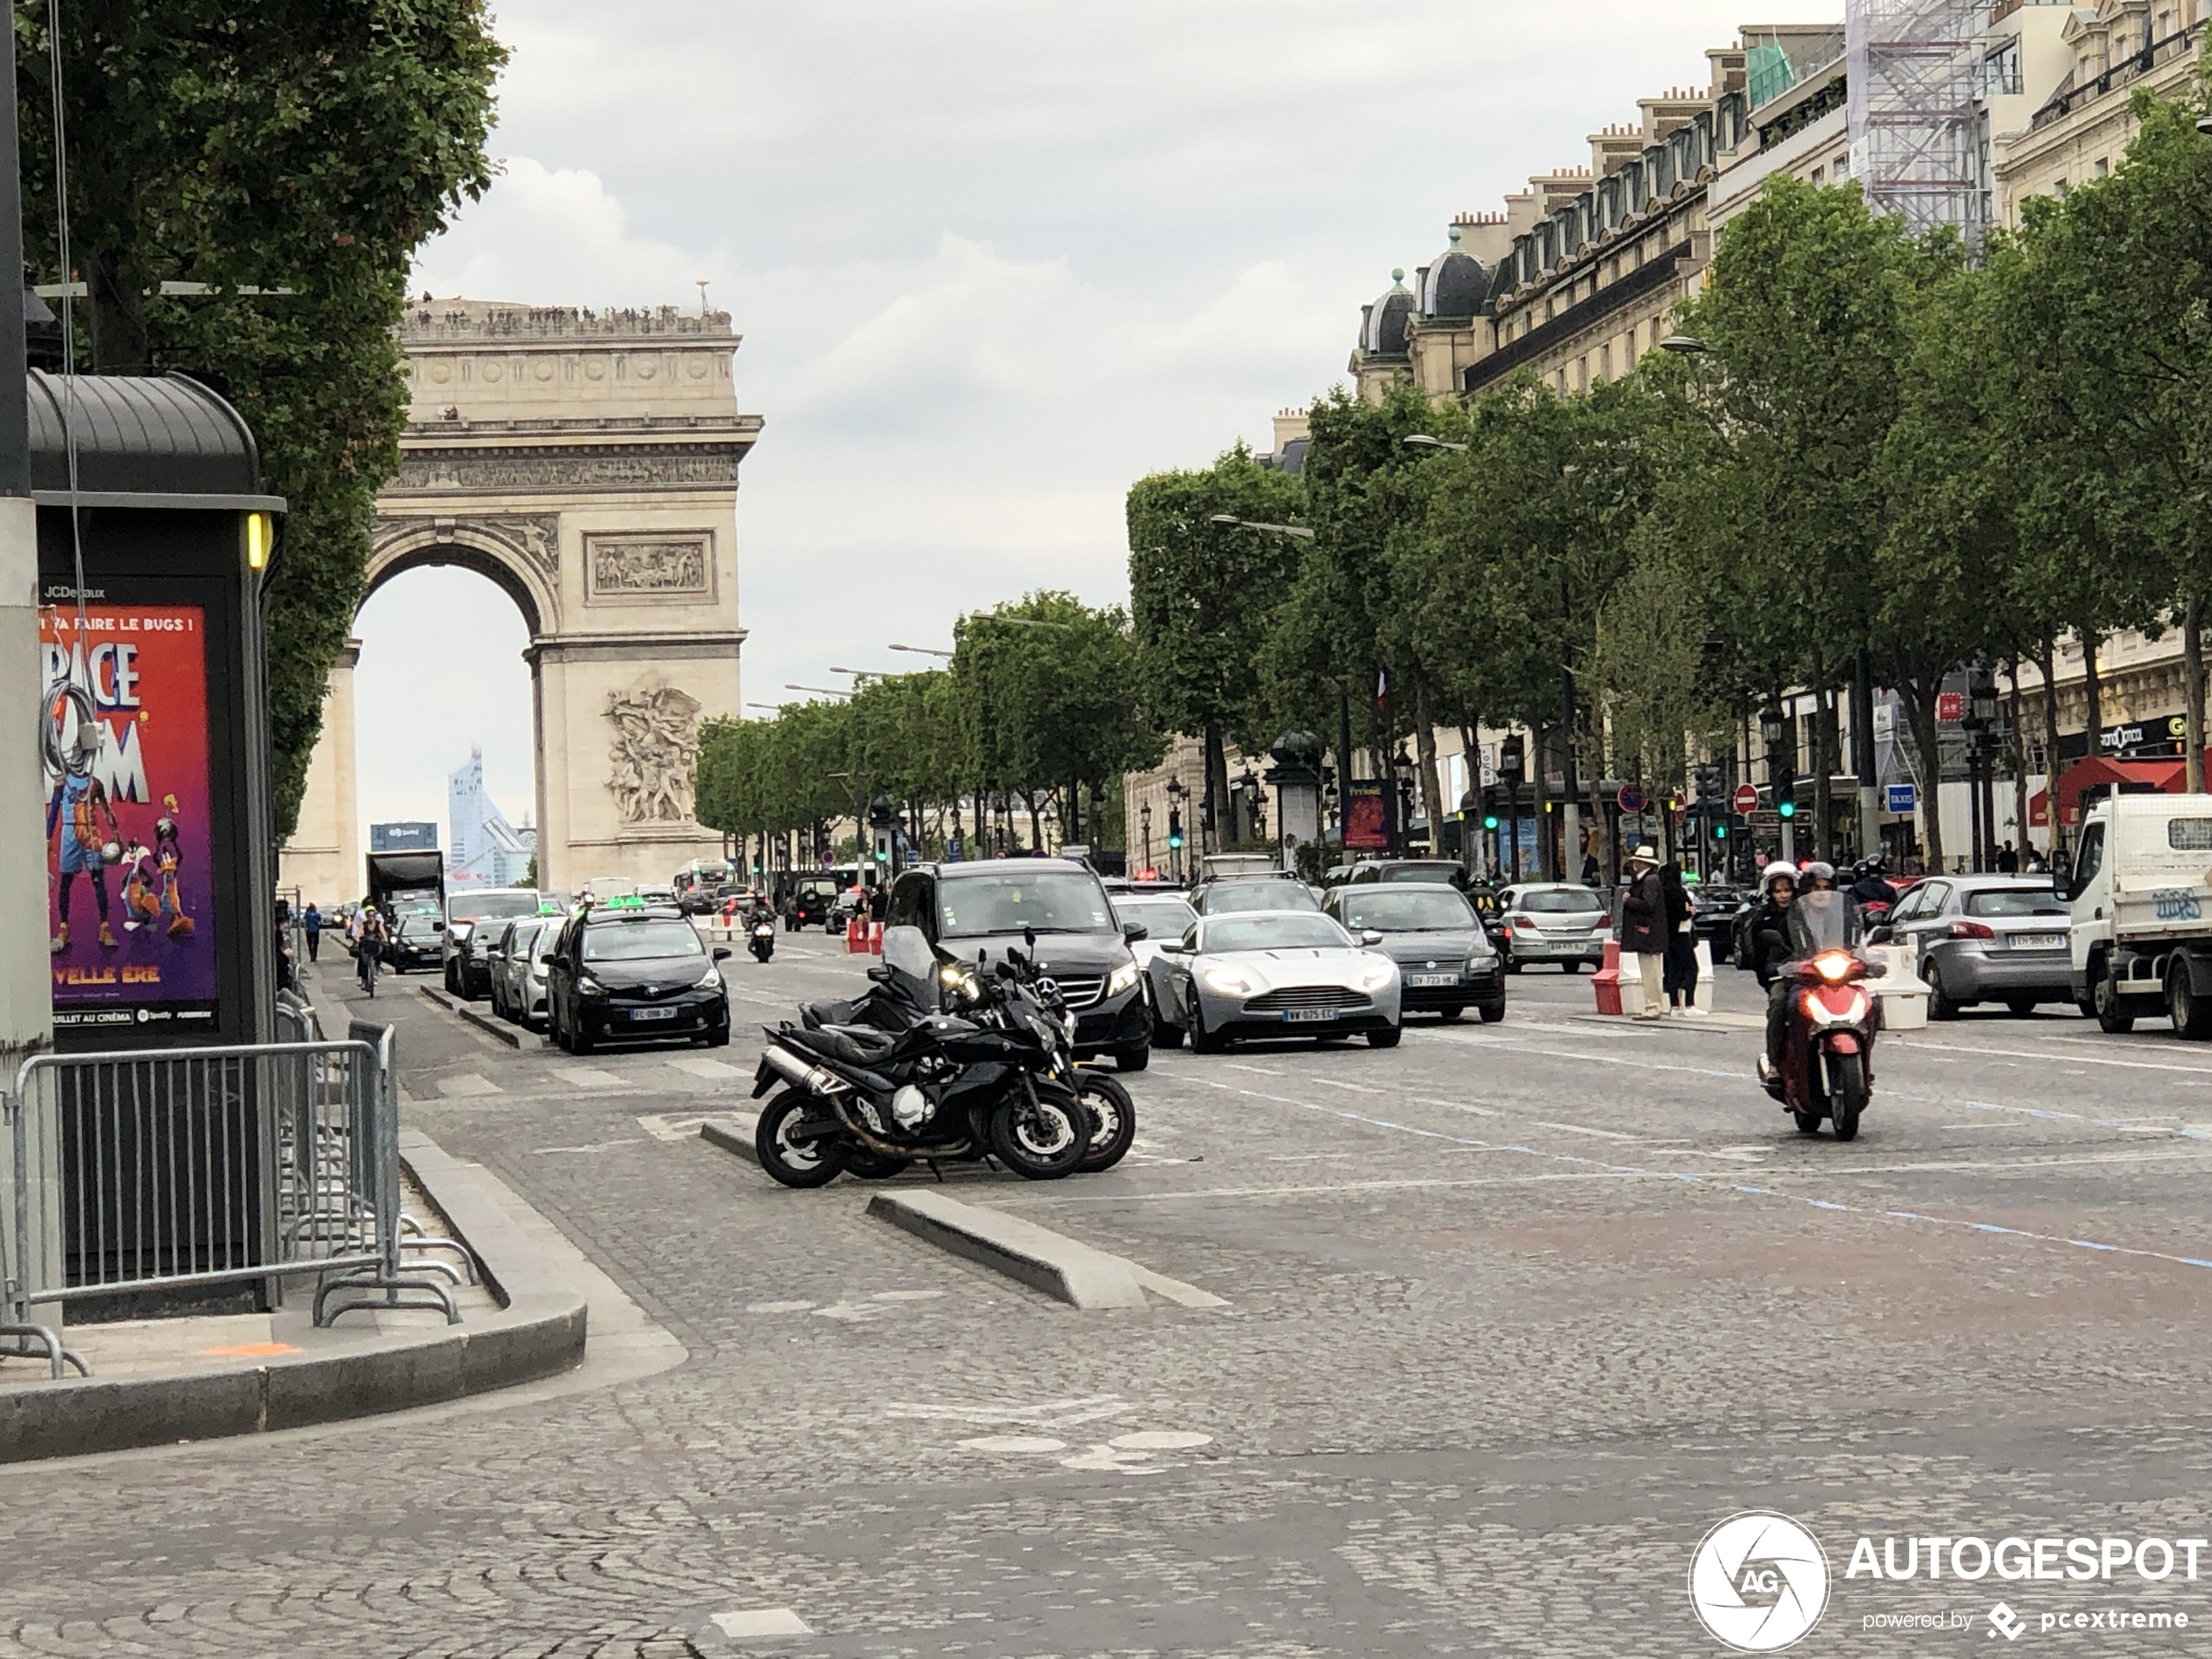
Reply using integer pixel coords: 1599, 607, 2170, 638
448, 747, 536, 888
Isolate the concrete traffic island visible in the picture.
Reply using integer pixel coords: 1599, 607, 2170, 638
0, 1130, 587, 1463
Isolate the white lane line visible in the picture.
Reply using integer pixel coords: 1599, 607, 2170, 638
1927, 1039, 2212, 1077
1531, 1119, 1643, 1142
638, 1110, 747, 1143
561, 1067, 624, 1089
1222, 1062, 1285, 1076
531, 1139, 638, 1155
435, 1074, 500, 1098
711, 1609, 812, 1639
667, 1055, 745, 1079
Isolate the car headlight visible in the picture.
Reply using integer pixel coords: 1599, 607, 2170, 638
1106, 960, 1140, 996
1359, 957, 1398, 992
1467, 954, 1492, 974
1202, 965, 1255, 996
577, 974, 606, 996
696, 965, 722, 988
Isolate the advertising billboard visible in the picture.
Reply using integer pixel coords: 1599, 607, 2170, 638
40, 603, 219, 1032
1344, 784, 1389, 852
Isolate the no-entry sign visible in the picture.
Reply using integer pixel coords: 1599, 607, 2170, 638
1733, 783, 1759, 813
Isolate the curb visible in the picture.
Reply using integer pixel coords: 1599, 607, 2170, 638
699, 1116, 760, 1165
0, 1133, 587, 1463
419, 982, 546, 1050
867, 1189, 1148, 1310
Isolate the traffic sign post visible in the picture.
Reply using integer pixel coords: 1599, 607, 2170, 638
1615, 782, 1647, 815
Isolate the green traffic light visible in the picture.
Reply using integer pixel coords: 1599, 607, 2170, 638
1483, 814, 1500, 832
1714, 825, 1728, 840
1169, 833, 1184, 850
1778, 799, 1797, 819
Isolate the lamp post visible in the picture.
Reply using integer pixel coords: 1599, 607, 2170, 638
1165, 776, 1187, 883
1138, 800, 1152, 877
1402, 434, 1470, 453
1389, 743, 1417, 856
786, 683, 853, 700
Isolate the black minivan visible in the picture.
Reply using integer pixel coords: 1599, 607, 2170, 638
884, 859, 1151, 1071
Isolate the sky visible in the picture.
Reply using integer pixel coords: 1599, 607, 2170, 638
356, 0, 1775, 842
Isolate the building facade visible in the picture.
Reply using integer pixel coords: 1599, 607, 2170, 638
448, 745, 536, 889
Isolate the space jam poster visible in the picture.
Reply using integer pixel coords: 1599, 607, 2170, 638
39, 604, 219, 1029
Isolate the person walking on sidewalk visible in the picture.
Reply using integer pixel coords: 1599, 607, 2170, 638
1620, 846, 1668, 1021
302, 901, 322, 963
1661, 861, 1703, 1016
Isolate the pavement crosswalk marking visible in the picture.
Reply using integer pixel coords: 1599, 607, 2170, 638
562, 1068, 624, 1088
435, 1074, 501, 1098
667, 1055, 745, 1080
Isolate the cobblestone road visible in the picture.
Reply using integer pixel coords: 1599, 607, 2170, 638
4, 937, 2211, 1656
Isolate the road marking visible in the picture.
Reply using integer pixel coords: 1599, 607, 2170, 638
884, 1394, 1132, 1428
1222, 1062, 1285, 1076
1933, 1038, 2212, 1077
562, 1067, 624, 1088
530, 1139, 637, 1155
1305, 1076, 1384, 1095
1111, 1429, 1212, 1449
711, 1608, 812, 1639
961, 1434, 1067, 1453
435, 1074, 500, 1098
1127, 1263, 1230, 1308
1531, 1119, 1642, 1142
668, 1055, 745, 1080
638, 1109, 747, 1142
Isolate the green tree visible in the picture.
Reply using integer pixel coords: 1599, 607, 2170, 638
1127, 445, 1305, 844
17, 0, 506, 833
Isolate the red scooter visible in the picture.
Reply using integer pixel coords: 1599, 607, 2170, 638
1756, 891, 1877, 1142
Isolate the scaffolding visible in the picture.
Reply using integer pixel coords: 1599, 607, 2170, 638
1846, 0, 1986, 246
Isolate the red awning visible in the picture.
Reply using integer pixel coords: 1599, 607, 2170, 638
2038, 755, 2207, 828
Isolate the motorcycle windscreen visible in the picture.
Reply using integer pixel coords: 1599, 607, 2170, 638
880, 925, 941, 1008
1785, 889, 1858, 959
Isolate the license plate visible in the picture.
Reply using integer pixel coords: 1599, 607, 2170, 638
2011, 934, 2066, 951
1406, 973, 1458, 988
1283, 1008, 1338, 1023
628, 1007, 678, 1022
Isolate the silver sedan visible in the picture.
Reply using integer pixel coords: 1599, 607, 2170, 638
1145, 911, 1403, 1053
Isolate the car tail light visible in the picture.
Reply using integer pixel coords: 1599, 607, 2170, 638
1947, 919, 1995, 941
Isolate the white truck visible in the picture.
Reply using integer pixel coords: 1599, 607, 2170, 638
2067, 792, 2212, 1035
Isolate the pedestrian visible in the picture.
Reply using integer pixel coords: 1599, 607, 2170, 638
1620, 846, 1668, 1022
1661, 860, 1703, 1017
1996, 839, 2020, 874
1580, 840, 1600, 887
303, 900, 322, 963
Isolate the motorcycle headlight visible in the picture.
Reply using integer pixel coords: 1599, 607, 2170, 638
1202, 965, 1255, 996
1359, 957, 1398, 992
577, 974, 606, 996
1811, 950, 1857, 983
696, 965, 722, 988
1106, 960, 1140, 997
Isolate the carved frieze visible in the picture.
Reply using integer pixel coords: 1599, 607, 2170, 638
583, 532, 716, 605
387, 444, 745, 496
371, 512, 560, 577
605, 683, 704, 825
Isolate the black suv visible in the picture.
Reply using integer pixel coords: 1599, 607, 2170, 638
884, 858, 1150, 1071
544, 900, 732, 1054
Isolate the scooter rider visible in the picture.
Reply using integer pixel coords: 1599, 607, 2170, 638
1750, 866, 1800, 1076
1849, 858, 1896, 907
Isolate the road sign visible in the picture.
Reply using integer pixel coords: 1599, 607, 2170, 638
1733, 783, 1759, 813
1748, 809, 1781, 832
1937, 691, 1964, 723
1886, 783, 1917, 814
1615, 782, 1647, 814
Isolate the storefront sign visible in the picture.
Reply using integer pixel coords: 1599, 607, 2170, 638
40, 604, 218, 1031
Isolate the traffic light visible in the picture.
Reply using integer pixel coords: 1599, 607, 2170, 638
1499, 733, 1526, 785
1483, 813, 1500, 832
1713, 821, 1728, 840
1777, 799, 1797, 820
1167, 808, 1184, 851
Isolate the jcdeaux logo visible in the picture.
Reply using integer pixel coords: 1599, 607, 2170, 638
1689, 1512, 1831, 1652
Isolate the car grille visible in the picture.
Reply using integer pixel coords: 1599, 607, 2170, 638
1040, 974, 1105, 1009
1245, 986, 1370, 1013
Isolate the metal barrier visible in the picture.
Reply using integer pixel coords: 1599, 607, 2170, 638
0, 1025, 458, 1379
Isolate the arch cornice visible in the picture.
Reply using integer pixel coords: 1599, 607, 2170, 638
365, 512, 561, 637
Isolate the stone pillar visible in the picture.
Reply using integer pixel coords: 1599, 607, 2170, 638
278, 637, 361, 905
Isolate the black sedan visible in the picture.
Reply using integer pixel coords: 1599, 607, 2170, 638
1690, 885, 1750, 960
1323, 882, 1505, 1022
381, 916, 444, 975
545, 902, 732, 1054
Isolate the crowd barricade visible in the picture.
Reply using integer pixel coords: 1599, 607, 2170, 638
0, 1022, 459, 1379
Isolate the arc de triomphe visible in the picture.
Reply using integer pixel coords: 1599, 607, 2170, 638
279, 298, 761, 901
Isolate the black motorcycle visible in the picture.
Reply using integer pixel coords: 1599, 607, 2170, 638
748, 917, 776, 962
752, 927, 1088, 1185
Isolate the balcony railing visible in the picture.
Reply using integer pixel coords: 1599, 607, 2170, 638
2030, 21, 2204, 132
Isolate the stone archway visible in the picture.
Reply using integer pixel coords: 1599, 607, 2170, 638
280, 298, 762, 903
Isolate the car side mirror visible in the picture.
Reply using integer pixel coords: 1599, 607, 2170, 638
1360, 929, 1385, 947
1121, 921, 1149, 942
712, 946, 732, 961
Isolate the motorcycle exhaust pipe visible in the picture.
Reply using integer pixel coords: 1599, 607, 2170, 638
760, 1042, 850, 1098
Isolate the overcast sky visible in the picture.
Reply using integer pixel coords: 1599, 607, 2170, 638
358, 0, 1774, 846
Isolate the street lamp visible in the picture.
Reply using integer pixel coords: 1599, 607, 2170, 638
1402, 434, 1470, 453
828, 665, 890, 682
1659, 334, 1714, 354
1138, 800, 1152, 876
786, 684, 853, 700
887, 643, 953, 658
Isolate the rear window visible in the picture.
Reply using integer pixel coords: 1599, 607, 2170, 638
1520, 889, 1606, 914
1965, 888, 2067, 918
1340, 889, 1474, 931
449, 891, 540, 923
1113, 897, 1197, 934
2171, 819, 2212, 851
1203, 881, 1321, 914
1381, 863, 1463, 885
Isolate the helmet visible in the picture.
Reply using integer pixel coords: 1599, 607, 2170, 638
1804, 860, 1837, 886
1764, 865, 1798, 893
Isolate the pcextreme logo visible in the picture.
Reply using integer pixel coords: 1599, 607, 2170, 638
1689, 1511, 1832, 1653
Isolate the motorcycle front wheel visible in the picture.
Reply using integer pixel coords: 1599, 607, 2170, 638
1826, 1050, 1866, 1143
1076, 1072, 1137, 1173
989, 1081, 1087, 1180
755, 1088, 849, 1189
